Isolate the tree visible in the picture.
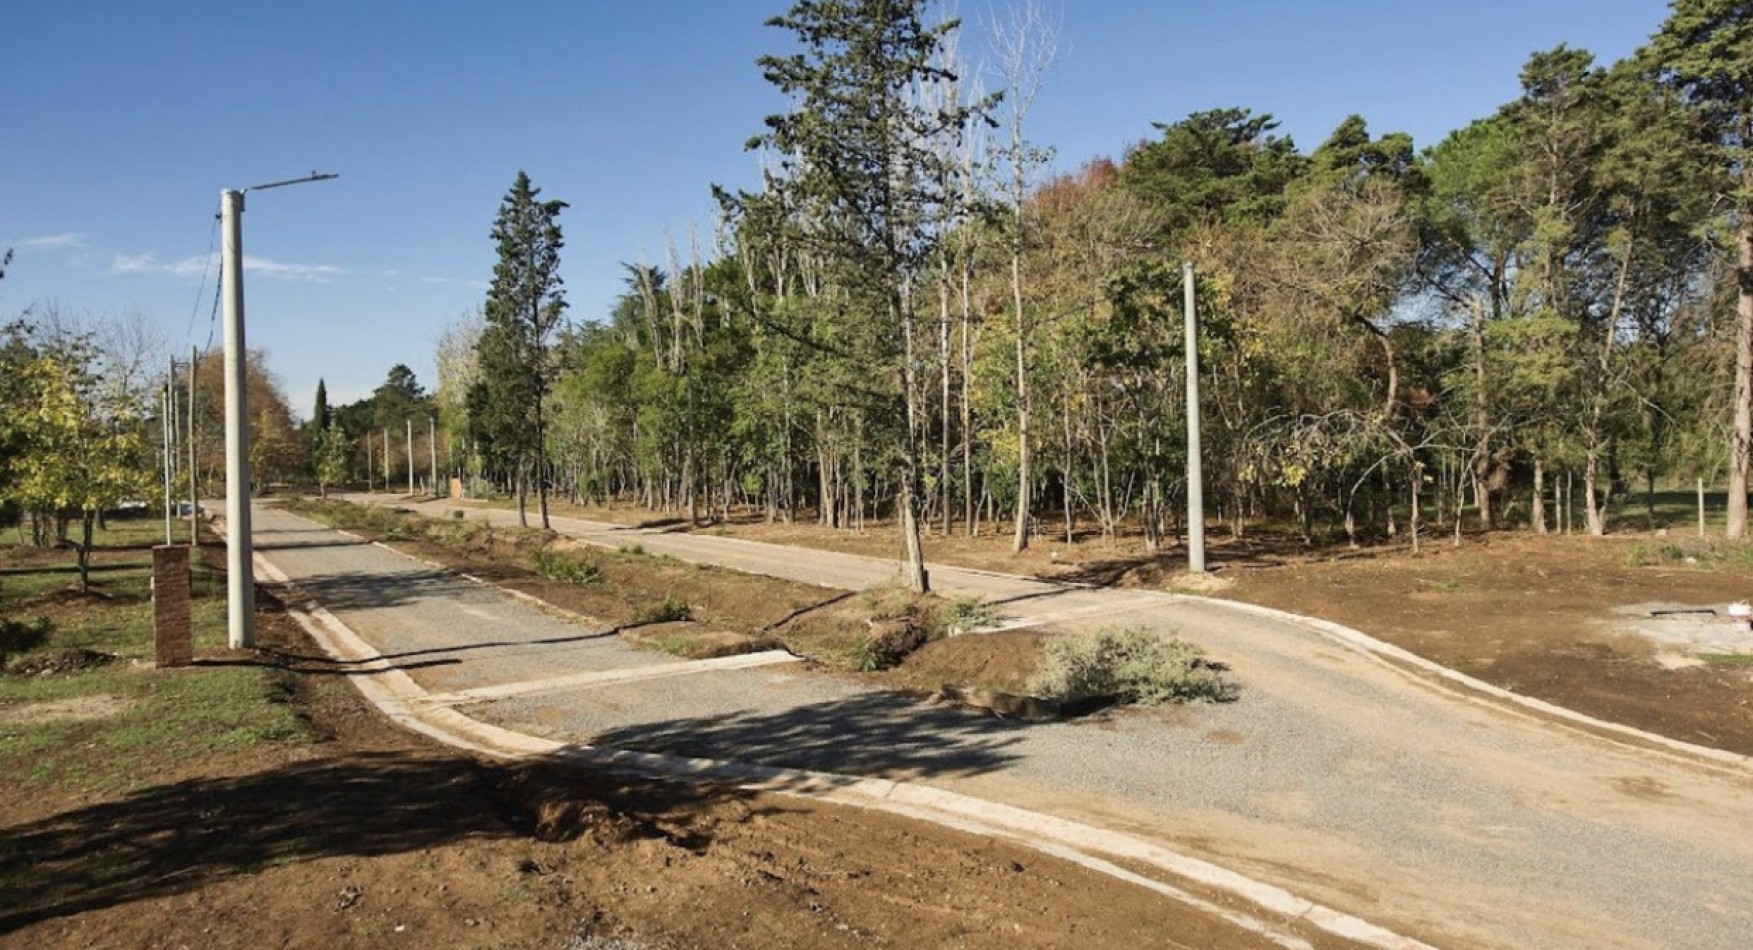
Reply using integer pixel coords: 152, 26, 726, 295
434, 309, 485, 479
746, 0, 990, 591
0, 327, 154, 590
312, 378, 331, 433
477, 171, 568, 528
989, 0, 1059, 552
313, 421, 349, 499
185, 348, 303, 493
1646, 0, 1753, 537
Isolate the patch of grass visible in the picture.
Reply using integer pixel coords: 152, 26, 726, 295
1028, 627, 1234, 706
630, 596, 692, 625
935, 597, 1001, 636
1, 520, 313, 796
282, 497, 422, 541
647, 636, 697, 657
528, 549, 603, 586
852, 619, 931, 672
1701, 653, 1753, 669
618, 543, 646, 556
1625, 540, 1753, 570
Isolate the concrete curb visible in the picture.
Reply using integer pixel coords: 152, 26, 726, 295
249, 543, 1434, 950
1167, 592, 1753, 776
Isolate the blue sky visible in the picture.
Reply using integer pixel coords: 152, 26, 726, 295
2, 0, 1672, 413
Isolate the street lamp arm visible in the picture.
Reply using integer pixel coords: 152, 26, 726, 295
244, 171, 339, 194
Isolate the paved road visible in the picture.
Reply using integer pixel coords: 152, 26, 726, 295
268, 497, 1753, 948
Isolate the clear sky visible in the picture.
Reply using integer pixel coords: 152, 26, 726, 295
2, 0, 1673, 413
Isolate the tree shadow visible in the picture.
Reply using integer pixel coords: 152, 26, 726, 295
256, 538, 371, 553
0, 750, 768, 933
280, 568, 475, 613
591, 690, 1027, 784
0, 562, 139, 578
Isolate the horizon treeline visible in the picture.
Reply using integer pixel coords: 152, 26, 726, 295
353, 1, 1749, 583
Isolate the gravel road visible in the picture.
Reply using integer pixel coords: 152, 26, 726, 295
266, 497, 1753, 949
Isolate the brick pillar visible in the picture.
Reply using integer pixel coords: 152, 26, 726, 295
152, 545, 193, 667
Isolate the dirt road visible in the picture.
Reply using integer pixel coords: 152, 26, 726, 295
298, 496, 1753, 948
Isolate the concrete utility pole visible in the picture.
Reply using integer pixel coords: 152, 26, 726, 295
220, 188, 254, 646
429, 415, 438, 498
406, 417, 415, 496
365, 434, 373, 493
219, 172, 336, 649
188, 345, 199, 550
1184, 261, 1206, 573
166, 354, 180, 544
162, 380, 174, 544
383, 427, 391, 487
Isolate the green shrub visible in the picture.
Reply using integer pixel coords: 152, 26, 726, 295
528, 549, 603, 586
1027, 627, 1233, 705
0, 616, 54, 666
936, 597, 1000, 636
631, 596, 692, 625
852, 619, 930, 671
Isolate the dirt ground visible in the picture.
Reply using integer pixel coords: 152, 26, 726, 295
1, 586, 1308, 949
1224, 533, 1753, 756
504, 497, 1753, 758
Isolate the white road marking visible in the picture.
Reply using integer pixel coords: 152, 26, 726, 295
416, 649, 802, 707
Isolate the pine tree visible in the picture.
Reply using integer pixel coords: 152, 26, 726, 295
313, 378, 331, 432
748, 0, 989, 591
477, 171, 568, 528
1646, 0, 1753, 537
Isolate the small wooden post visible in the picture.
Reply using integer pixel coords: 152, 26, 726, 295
152, 545, 193, 667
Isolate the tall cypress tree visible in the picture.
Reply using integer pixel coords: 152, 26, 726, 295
312, 378, 331, 433
477, 171, 568, 528
747, 0, 988, 592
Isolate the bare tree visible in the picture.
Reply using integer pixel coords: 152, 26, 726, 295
988, 0, 1060, 553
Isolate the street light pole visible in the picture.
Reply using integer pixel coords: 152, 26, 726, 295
188, 345, 199, 551
219, 172, 336, 649
220, 188, 255, 647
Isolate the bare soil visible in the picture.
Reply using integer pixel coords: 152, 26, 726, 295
1224, 533, 1753, 756
522, 498, 1753, 758
0, 588, 1306, 949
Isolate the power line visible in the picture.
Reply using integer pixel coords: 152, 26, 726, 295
183, 204, 220, 344
204, 254, 223, 354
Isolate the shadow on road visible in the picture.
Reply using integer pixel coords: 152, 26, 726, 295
282, 568, 474, 613
593, 691, 1028, 784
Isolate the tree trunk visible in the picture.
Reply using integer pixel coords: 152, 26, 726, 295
939, 273, 952, 536
77, 510, 95, 593
516, 465, 529, 528
1011, 244, 1031, 553
1062, 394, 1075, 546
1532, 457, 1547, 535
1470, 296, 1494, 530
960, 246, 975, 537
1584, 451, 1606, 537
898, 296, 930, 593
1728, 219, 1753, 538
1409, 460, 1423, 555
